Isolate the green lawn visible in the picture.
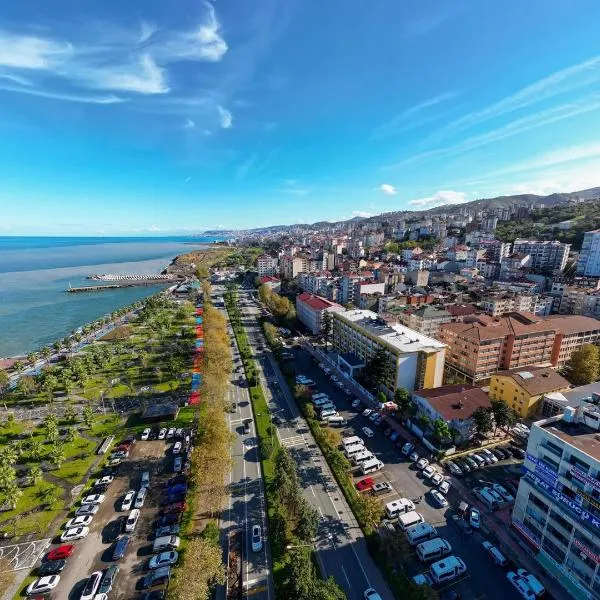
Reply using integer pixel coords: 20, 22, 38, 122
53, 455, 98, 485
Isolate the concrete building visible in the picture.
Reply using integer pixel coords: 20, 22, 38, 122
577, 230, 600, 276
512, 407, 600, 599
557, 287, 600, 320
257, 254, 278, 276
512, 239, 570, 272
332, 309, 446, 393
483, 293, 553, 317
489, 367, 570, 417
258, 275, 281, 292
281, 255, 308, 280
296, 292, 344, 335
400, 306, 452, 338
412, 385, 492, 443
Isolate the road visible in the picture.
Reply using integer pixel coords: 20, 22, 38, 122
214, 290, 274, 600
234, 288, 394, 600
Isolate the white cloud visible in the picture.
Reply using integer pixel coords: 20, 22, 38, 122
377, 183, 397, 195
140, 21, 157, 43
352, 210, 373, 218
236, 153, 258, 180
183, 118, 196, 129
408, 190, 467, 208
435, 54, 600, 140
217, 105, 233, 129
0, 84, 124, 104
0, 31, 72, 69
147, 225, 161, 232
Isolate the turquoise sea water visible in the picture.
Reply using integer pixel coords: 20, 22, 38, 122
0, 236, 218, 357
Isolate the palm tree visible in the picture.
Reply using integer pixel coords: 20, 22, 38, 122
29, 464, 43, 486
2, 480, 22, 509
41, 346, 53, 363
49, 444, 66, 469
26, 352, 38, 366
65, 426, 77, 444
28, 440, 44, 461
13, 360, 25, 374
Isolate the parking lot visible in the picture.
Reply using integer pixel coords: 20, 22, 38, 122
289, 346, 526, 600
29, 429, 190, 599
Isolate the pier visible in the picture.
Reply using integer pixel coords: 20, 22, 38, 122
67, 281, 172, 293
87, 273, 182, 282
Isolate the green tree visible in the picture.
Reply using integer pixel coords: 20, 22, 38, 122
26, 352, 38, 365
418, 414, 431, 431
490, 399, 514, 433
296, 498, 319, 542
29, 464, 43, 486
0, 464, 17, 491
65, 426, 77, 444
13, 360, 25, 374
42, 374, 58, 402
432, 418, 451, 443
565, 344, 600, 385
321, 311, 333, 349
43, 413, 59, 442
0, 446, 19, 468
49, 444, 66, 468
0, 369, 10, 398
472, 406, 494, 436
63, 405, 77, 423
41, 346, 53, 363
394, 387, 413, 417
28, 440, 44, 461
83, 405, 95, 428
365, 347, 393, 390
2, 479, 22, 509
16, 375, 37, 397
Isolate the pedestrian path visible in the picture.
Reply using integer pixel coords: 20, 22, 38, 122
190, 305, 204, 405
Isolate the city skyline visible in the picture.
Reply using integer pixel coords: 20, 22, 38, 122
2, 0, 600, 235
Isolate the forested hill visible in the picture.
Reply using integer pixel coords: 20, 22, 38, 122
494, 200, 600, 250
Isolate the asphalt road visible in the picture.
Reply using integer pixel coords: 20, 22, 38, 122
289, 344, 523, 600
234, 289, 394, 600
214, 291, 274, 600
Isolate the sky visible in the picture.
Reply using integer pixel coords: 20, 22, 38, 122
2, 0, 600, 235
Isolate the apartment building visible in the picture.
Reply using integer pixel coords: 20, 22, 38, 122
332, 309, 446, 393
399, 306, 452, 338
557, 287, 600, 319
483, 293, 553, 317
295, 292, 344, 335
439, 312, 600, 384
489, 367, 570, 417
281, 255, 307, 279
257, 254, 279, 276
512, 407, 600, 599
577, 229, 600, 276
512, 239, 570, 272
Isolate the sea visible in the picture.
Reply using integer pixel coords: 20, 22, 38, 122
0, 236, 219, 357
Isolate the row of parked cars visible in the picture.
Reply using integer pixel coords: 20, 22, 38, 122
443, 443, 525, 478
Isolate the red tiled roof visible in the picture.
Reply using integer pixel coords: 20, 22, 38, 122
445, 304, 478, 317
259, 275, 280, 283
297, 292, 341, 311
414, 385, 491, 421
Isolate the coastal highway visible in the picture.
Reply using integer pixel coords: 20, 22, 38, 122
214, 290, 274, 600
235, 288, 393, 600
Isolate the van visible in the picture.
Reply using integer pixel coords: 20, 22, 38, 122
478, 488, 499, 510
319, 409, 338, 420
317, 402, 336, 413
518, 569, 545, 597
312, 393, 328, 401
406, 522, 437, 546
313, 397, 331, 407
153, 535, 181, 553
399, 511, 425, 531
385, 498, 415, 519
482, 541, 508, 567
416, 538, 452, 563
486, 487, 505, 505
352, 450, 374, 465
361, 458, 384, 475
327, 416, 346, 427
345, 444, 365, 458
141, 471, 150, 488
429, 555, 467, 584
342, 436, 363, 449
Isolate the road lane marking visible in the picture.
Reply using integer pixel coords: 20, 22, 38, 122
341, 566, 352, 590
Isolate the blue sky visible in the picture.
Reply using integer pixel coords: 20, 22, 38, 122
2, 0, 600, 235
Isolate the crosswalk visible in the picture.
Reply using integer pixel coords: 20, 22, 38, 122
280, 434, 308, 448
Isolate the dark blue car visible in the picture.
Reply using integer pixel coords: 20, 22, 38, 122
160, 493, 186, 506
166, 483, 187, 495
112, 535, 131, 560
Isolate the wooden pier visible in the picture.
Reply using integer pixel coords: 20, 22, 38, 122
67, 281, 172, 293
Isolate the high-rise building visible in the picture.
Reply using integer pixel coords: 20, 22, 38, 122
577, 230, 600, 276
257, 254, 278, 276
512, 406, 600, 599
512, 239, 570, 272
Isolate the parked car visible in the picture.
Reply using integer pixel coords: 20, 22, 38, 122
409, 451, 420, 462
166, 475, 188, 487
451, 514, 473, 536
155, 525, 181, 538
416, 458, 429, 470
149, 551, 179, 569
507, 572, 536, 599
372, 481, 393, 496
125, 509, 140, 532
94, 476, 114, 487
65, 516, 93, 529
38, 560, 66, 575
431, 472, 444, 486
455, 458, 471, 473
438, 480, 451, 495
173, 442, 182, 454
142, 566, 171, 588
445, 461, 462, 476
166, 428, 176, 439
81, 494, 105, 505
77, 503, 101, 515
401, 442, 414, 456
155, 515, 180, 528
98, 565, 119, 594
162, 502, 186, 514
140, 591, 165, 600
422, 465, 436, 479
492, 483, 514, 502
61, 527, 89, 542
112, 536, 131, 560
158, 428, 167, 440
46, 545, 74, 561
251, 525, 263, 552
141, 428, 151, 441
362, 426, 375, 439
173, 457, 183, 472
166, 483, 187, 495
469, 508, 481, 529
121, 490, 135, 511
26, 576, 60, 596
362, 408, 373, 417
430, 489, 448, 508
161, 493, 186, 506
80, 571, 103, 600
352, 399, 362, 408
104, 518, 124, 543
356, 477, 375, 492
135, 488, 147, 509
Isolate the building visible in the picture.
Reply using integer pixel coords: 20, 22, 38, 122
512, 239, 570, 272
258, 275, 281, 292
489, 367, 570, 417
257, 254, 278, 276
281, 255, 307, 280
440, 312, 600, 385
295, 292, 344, 335
400, 306, 452, 338
331, 309, 446, 393
412, 385, 492, 443
577, 230, 600, 276
483, 293, 553, 317
557, 287, 600, 319
352, 281, 386, 307
512, 407, 600, 599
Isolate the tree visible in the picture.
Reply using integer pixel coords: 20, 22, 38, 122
296, 498, 319, 542
12, 360, 24, 374
0, 369, 9, 398
41, 346, 52, 363
472, 407, 494, 436
42, 374, 58, 402
16, 375, 37, 397
285, 547, 315, 600
26, 352, 38, 365
49, 444, 66, 468
29, 464, 43, 486
2, 480, 22, 509
565, 344, 600, 385
321, 311, 333, 349
83, 405, 95, 428
0, 446, 19, 468
490, 399, 513, 433
64, 405, 77, 423
432, 418, 451, 443
394, 387, 413, 417
365, 347, 393, 390
65, 426, 77, 444
357, 493, 384, 527
43, 414, 59, 441
418, 414, 431, 430
0, 464, 17, 491
28, 440, 44, 461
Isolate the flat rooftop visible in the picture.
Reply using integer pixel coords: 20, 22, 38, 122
540, 417, 600, 462
335, 309, 446, 354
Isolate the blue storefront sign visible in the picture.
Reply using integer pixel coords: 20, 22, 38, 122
526, 453, 558, 487
570, 466, 600, 494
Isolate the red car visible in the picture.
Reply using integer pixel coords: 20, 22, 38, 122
356, 477, 374, 492
46, 544, 75, 561
162, 502, 186, 515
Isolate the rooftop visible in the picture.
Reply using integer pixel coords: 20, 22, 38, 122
539, 416, 600, 462
334, 309, 446, 354
494, 367, 570, 396
297, 292, 342, 311
414, 385, 491, 421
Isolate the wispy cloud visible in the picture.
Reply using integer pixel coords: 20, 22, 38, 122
183, 118, 196, 129
408, 190, 467, 208
371, 91, 459, 140
377, 183, 397, 195
139, 21, 157, 43
0, 72, 32, 86
236, 153, 258, 180
217, 105, 233, 129
0, 84, 124, 104
351, 210, 373, 218
386, 94, 600, 170
0, 31, 72, 69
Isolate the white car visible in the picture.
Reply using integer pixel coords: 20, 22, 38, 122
431, 472, 444, 486
94, 476, 114, 487
352, 399, 361, 408
61, 526, 90, 542
430, 489, 448, 508
416, 458, 429, 470
492, 483, 514, 502
469, 507, 481, 529
64, 515, 93, 529
82, 494, 105, 505
158, 428, 167, 440
173, 442, 182, 454
368, 412, 379, 423
125, 509, 140, 532
422, 465, 436, 479
121, 490, 135, 511
364, 589, 383, 600
362, 408, 373, 417
438, 480, 451, 495
135, 487, 147, 509
409, 451, 419, 462
26, 575, 60, 595
507, 572, 536, 599
76, 504, 100, 517
251, 524, 262, 552
166, 428, 176, 439
80, 571, 103, 600
362, 426, 375, 439
141, 428, 151, 441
